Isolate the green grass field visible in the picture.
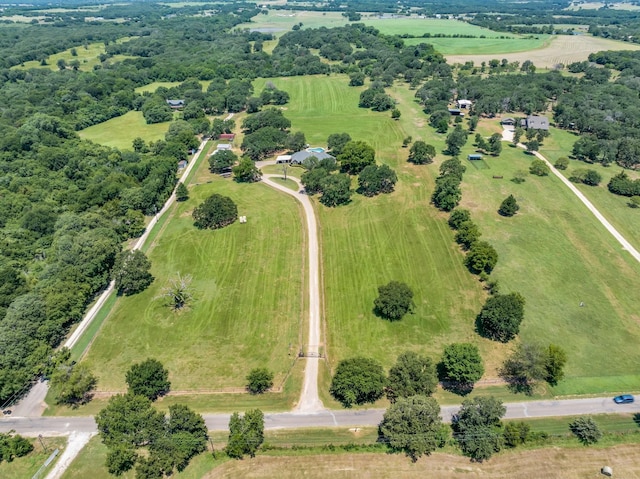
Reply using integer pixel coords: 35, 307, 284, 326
404, 35, 551, 55
460, 123, 640, 394
81, 171, 305, 391
252, 75, 640, 396
239, 11, 550, 55
539, 128, 640, 254
78, 111, 171, 150
254, 75, 492, 372
12, 37, 136, 72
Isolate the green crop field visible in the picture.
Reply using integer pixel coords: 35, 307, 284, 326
460, 122, 640, 395
78, 111, 172, 150
81, 171, 305, 391
539, 128, 640, 254
12, 37, 136, 71
404, 35, 551, 55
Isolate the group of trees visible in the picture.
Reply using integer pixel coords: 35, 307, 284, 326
0, 431, 33, 464
501, 342, 567, 394
448, 208, 498, 276
301, 137, 397, 207
474, 132, 502, 156
432, 157, 466, 211
330, 346, 486, 409
94, 360, 209, 478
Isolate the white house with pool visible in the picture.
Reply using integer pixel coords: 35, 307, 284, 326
276, 147, 335, 165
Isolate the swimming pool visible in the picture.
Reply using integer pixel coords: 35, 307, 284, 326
307, 147, 325, 153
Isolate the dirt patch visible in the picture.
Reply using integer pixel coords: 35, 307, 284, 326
446, 35, 640, 69
206, 445, 640, 478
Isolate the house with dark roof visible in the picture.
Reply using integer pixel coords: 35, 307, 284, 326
521, 115, 549, 130
501, 117, 516, 126
166, 99, 185, 109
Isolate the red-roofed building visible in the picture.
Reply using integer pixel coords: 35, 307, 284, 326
219, 133, 235, 141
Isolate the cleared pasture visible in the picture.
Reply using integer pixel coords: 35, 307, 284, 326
134, 80, 212, 94
446, 34, 640, 69
539, 127, 640, 255
12, 36, 137, 71
461, 121, 640, 394
78, 110, 171, 150
81, 174, 305, 392
254, 75, 490, 372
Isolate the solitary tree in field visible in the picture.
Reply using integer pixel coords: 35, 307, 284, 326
126, 358, 171, 401
498, 194, 519, 217
246, 368, 274, 394
408, 141, 436, 165
193, 194, 238, 229
374, 281, 414, 320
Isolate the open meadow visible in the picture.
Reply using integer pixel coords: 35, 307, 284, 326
445, 34, 640, 69
81, 152, 305, 392
461, 120, 640, 395
78, 111, 171, 150
12, 36, 136, 72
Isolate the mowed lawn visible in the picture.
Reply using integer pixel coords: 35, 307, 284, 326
253, 75, 489, 371
78, 111, 171, 150
459, 128, 640, 394
82, 177, 305, 391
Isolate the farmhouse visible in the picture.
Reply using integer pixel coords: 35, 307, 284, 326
166, 99, 185, 109
501, 117, 516, 126
290, 149, 335, 165
457, 99, 472, 109
521, 115, 549, 130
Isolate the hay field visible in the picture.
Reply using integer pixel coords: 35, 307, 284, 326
446, 34, 640, 68
206, 445, 640, 478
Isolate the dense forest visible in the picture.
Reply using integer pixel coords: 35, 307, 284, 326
1, 0, 640, 404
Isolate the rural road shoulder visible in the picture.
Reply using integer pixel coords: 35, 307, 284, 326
261, 174, 324, 413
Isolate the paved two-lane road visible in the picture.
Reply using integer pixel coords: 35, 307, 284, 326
3, 397, 638, 437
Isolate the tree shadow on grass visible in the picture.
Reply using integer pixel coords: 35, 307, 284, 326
633, 413, 640, 428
